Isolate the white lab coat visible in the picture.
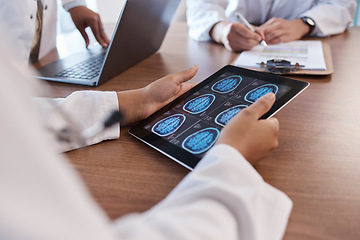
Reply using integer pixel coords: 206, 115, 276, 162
0, 0, 86, 63
186, 0, 357, 41
0, 26, 292, 240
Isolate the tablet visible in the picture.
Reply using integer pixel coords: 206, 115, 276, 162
129, 65, 309, 170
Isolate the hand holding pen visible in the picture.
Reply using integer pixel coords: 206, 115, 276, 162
209, 13, 268, 52
235, 12, 268, 47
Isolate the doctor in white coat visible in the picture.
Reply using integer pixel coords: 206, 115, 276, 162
0, 0, 110, 63
0, 18, 292, 239
187, 0, 357, 52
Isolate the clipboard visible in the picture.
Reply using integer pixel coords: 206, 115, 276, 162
232, 42, 333, 75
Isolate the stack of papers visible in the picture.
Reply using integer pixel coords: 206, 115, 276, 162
233, 40, 327, 70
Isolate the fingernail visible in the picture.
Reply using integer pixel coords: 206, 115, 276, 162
264, 92, 275, 100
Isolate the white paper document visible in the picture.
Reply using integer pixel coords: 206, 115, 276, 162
233, 40, 327, 70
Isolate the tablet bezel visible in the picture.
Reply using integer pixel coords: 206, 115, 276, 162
129, 65, 309, 170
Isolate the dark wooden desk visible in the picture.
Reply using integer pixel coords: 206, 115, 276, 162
42, 23, 360, 239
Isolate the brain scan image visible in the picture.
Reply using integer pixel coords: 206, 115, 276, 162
183, 94, 216, 114
182, 127, 220, 154
214, 105, 248, 127
245, 84, 278, 103
152, 114, 186, 136
211, 75, 242, 93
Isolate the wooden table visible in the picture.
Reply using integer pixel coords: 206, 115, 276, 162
40, 22, 360, 239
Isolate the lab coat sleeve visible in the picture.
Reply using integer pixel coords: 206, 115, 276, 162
299, 0, 357, 37
1, 63, 292, 240
186, 0, 230, 41
112, 144, 293, 240
62, 0, 87, 11
34, 91, 120, 152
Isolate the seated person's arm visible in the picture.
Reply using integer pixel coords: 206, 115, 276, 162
34, 66, 198, 152
112, 93, 292, 240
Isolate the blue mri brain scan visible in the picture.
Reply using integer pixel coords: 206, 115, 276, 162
183, 94, 216, 114
215, 105, 248, 127
182, 127, 220, 154
152, 114, 186, 136
245, 84, 278, 103
211, 75, 242, 93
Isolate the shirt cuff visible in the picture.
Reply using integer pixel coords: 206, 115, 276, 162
54, 91, 120, 152
63, 0, 87, 11
196, 144, 263, 182
197, 144, 292, 212
93, 91, 121, 142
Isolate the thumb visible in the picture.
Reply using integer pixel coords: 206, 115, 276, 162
247, 92, 276, 119
173, 65, 198, 84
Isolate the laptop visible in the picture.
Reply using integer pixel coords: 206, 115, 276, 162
36, 0, 181, 86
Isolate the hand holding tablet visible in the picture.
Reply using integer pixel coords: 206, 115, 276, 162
129, 65, 309, 169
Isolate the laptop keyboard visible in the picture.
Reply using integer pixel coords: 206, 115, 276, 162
55, 54, 105, 80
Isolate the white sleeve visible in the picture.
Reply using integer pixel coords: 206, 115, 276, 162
112, 144, 293, 240
0, 24, 292, 239
0, 41, 118, 240
186, 0, 230, 41
1, 69, 291, 240
61, 0, 87, 11
34, 91, 120, 152
300, 0, 357, 37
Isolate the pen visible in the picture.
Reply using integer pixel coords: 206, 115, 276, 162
235, 12, 268, 47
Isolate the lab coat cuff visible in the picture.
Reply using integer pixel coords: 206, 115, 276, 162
62, 91, 120, 151
187, 7, 228, 42
188, 18, 227, 41
198, 144, 293, 210
163, 144, 292, 239
95, 91, 121, 141
63, 0, 87, 11
196, 144, 263, 182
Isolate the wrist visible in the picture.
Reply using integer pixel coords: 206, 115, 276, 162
116, 88, 145, 125
299, 16, 316, 36
293, 19, 310, 38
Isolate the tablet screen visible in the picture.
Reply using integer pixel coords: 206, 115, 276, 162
129, 65, 309, 169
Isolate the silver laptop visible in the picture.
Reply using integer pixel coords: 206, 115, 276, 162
36, 0, 181, 86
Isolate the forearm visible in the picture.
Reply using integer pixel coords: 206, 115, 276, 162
116, 88, 146, 126
112, 144, 292, 240
186, 0, 228, 41
300, 0, 357, 36
34, 91, 120, 152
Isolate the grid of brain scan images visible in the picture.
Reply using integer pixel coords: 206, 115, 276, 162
143, 71, 291, 158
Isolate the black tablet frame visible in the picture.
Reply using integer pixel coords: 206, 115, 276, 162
129, 65, 309, 170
